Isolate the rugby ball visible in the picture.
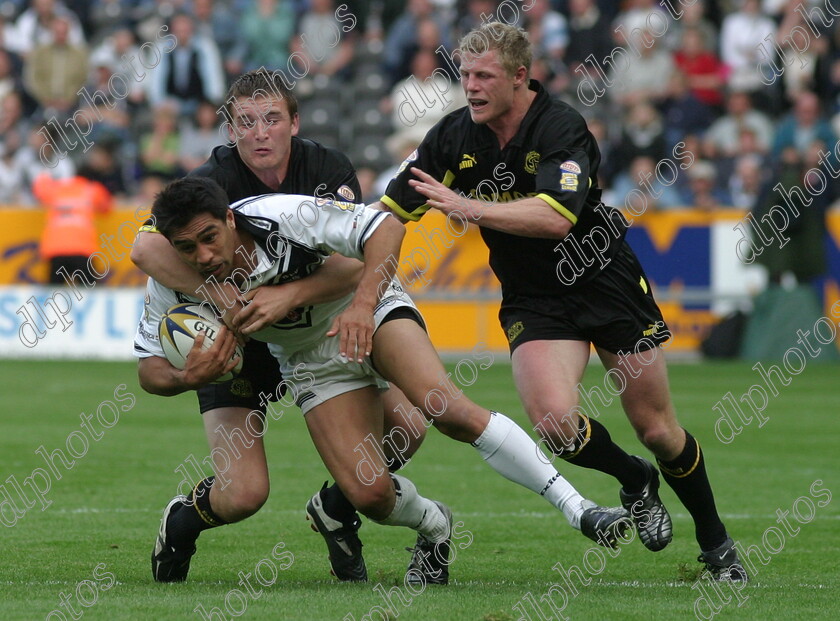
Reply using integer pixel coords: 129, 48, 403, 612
158, 303, 244, 382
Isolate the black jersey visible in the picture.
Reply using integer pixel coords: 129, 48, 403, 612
189, 136, 361, 203
382, 80, 627, 297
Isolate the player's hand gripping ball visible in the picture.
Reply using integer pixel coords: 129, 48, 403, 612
159, 303, 244, 382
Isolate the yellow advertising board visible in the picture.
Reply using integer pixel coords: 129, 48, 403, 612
2, 206, 839, 353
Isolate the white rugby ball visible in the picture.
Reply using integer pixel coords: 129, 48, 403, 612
158, 303, 244, 382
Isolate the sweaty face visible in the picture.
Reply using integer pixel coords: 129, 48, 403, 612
170, 211, 238, 282
459, 49, 517, 126
228, 96, 299, 184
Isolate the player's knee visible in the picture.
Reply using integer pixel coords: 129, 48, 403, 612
223, 483, 269, 520
345, 478, 395, 520
529, 407, 579, 446
637, 424, 675, 455
431, 416, 483, 443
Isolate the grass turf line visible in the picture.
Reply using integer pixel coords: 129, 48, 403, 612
0, 359, 838, 620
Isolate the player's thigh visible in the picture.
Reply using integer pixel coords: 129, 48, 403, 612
381, 384, 426, 466
595, 347, 681, 450
304, 387, 394, 516
202, 406, 269, 501
511, 339, 592, 429
372, 318, 488, 439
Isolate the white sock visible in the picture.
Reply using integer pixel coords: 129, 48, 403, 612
374, 474, 449, 543
473, 411, 587, 529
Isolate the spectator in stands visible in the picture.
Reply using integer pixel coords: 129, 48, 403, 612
17, 125, 76, 201
291, 0, 356, 80
11, 0, 85, 56
0, 15, 25, 57
673, 26, 725, 110
719, 0, 776, 98
0, 92, 30, 140
679, 159, 731, 211
238, 0, 296, 72
565, 0, 613, 79
139, 101, 182, 180
727, 153, 764, 210
660, 71, 716, 151
455, 0, 507, 40
23, 14, 89, 117
78, 140, 128, 200
703, 90, 774, 159
88, 1, 133, 42
132, 172, 166, 206
771, 91, 837, 158
523, 0, 569, 93
178, 99, 224, 172
383, 0, 451, 86
608, 31, 675, 108
147, 12, 224, 114
612, 101, 668, 174
0, 129, 28, 204
88, 26, 146, 107
33, 169, 113, 284
608, 154, 684, 212
192, 0, 242, 78
774, 0, 824, 100
383, 47, 467, 134
611, 0, 666, 48
752, 143, 836, 284
663, 0, 718, 53
0, 48, 22, 103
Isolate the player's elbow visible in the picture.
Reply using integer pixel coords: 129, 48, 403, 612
129, 232, 152, 269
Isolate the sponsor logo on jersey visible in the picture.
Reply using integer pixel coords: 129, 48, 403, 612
459, 153, 477, 170
337, 185, 355, 201
315, 196, 356, 211
560, 160, 581, 174
395, 149, 418, 176
524, 151, 540, 174
230, 378, 254, 398
507, 321, 525, 343
560, 172, 579, 191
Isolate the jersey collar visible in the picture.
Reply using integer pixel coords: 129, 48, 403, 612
503, 80, 550, 150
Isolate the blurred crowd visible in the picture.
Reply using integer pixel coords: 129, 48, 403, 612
1, 0, 840, 216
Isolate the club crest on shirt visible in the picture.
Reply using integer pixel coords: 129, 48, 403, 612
524, 151, 540, 174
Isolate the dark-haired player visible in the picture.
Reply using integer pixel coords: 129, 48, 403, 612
132, 69, 423, 583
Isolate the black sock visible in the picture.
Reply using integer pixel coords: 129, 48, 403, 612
658, 431, 727, 551
321, 482, 358, 524
562, 416, 647, 490
166, 476, 228, 549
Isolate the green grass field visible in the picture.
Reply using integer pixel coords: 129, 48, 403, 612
1, 358, 838, 621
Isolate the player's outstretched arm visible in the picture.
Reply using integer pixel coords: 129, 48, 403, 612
327, 215, 406, 362
137, 329, 240, 396
131, 231, 247, 324
232, 254, 364, 335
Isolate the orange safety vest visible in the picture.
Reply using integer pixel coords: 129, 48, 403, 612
33, 174, 113, 260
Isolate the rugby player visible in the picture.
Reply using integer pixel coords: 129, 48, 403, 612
377, 22, 747, 581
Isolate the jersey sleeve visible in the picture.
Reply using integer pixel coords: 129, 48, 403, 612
380, 121, 452, 222
318, 148, 362, 202
532, 113, 594, 226
291, 198, 391, 260
133, 278, 179, 359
